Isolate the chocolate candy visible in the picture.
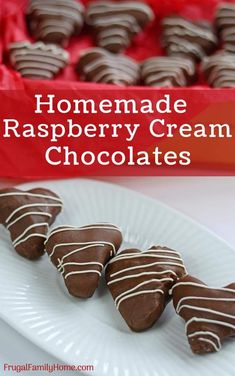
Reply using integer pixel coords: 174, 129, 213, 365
77, 47, 140, 86
172, 274, 235, 354
141, 56, 196, 87
26, 0, 84, 46
0, 188, 62, 260
162, 16, 217, 62
106, 245, 186, 332
216, 3, 235, 53
45, 223, 122, 298
9, 41, 69, 80
202, 53, 235, 87
86, 1, 154, 53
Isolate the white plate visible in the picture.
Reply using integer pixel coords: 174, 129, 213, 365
0, 179, 234, 376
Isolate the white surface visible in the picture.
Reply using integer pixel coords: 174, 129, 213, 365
0, 177, 235, 376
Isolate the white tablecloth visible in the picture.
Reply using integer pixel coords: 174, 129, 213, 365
1, 177, 235, 375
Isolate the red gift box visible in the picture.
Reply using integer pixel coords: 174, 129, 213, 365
0, 0, 227, 87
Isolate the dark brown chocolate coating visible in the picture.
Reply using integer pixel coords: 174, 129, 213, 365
0, 188, 62, 260
26, 0, 84, 46
141, 56, 196, 87
45, 224, 122, 298
215, 3, 235, 53
172, 274, 235, 354
202, 53, 235, 88
106, 245, 186, 332
86, 1, 154, 53
9, 41, 69, 80
77, 47, 140, 86
162, 16, 217, 62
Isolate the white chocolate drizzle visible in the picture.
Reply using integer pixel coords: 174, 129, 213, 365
108, 249, 186, 270
13, 222, 49, 247
0, 190, 62, 249
7, 211, 52, 229
188, 332, 221, 352
107, 247, 186, 309
173, 280, 235, 352
48, 224, 122, 239
6, 203, 62, 224
108, 272, 176, 286
46, 224, 122, 280
188, 330, 221, 351
116, 287, 164, 310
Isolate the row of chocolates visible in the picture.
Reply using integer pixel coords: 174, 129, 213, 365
25, 1, 235, 57
26, 0, 154, 51
0, 187, 235, 355
8, 41, 235, 88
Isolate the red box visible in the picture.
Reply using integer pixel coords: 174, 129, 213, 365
0, 0, 228, 89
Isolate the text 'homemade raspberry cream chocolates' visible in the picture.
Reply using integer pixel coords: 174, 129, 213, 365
202, 53, 235, 88
45, 223, 122, 298
172, 275, 235, 354
0, 188, 63, 260
77, 48, 140, 86
9, 41, 69, 80
162, 16, 218, 62
141, 56, 196, 87
106, 245, 187, 332
26, 0, 85, 46
86, 1, 154, 53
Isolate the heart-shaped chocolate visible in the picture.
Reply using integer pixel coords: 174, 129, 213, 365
9, 41, 69, 80
202, 53, 235, 88
141, 56, 196, 87
45, 223, 123, 298
162, 16, 217, 62
216, 3, 235, 53
0, 188, 63, 260
26, 0, 85, 46
106, 245, 186, 332
86, 1, 154, 53
77, 47, 140, 86
172, 274, 235, 354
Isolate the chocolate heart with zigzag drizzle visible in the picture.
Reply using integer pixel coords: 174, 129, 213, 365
9, 41, 69, 80
45, 224, 123, 298
172, 274, 235, 354
106, 245, 187, 332
202, 53, 235, 88
86, 1, 154, 53
0, 188, 63, 260
77, 48, 140, 86
162, 16, 217, 62
141, 56, 196, 87
26, 0, 85, 46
